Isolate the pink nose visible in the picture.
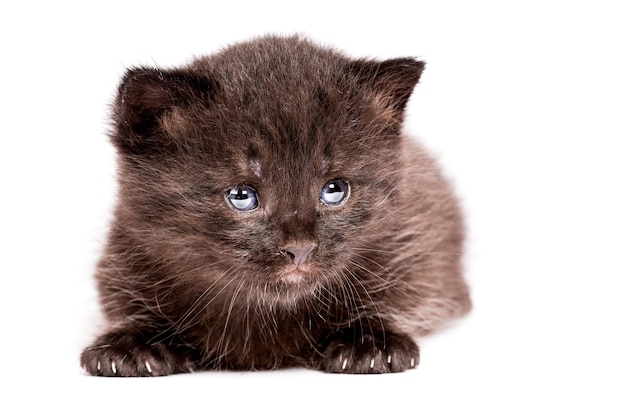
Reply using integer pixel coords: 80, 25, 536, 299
282, 245, 316, 267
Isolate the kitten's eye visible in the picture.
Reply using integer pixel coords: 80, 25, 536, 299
320, 179, 350, 206
226, 185, 259, 212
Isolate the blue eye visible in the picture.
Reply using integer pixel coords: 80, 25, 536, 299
226, 185, 259, 212
320, 179, 349, 206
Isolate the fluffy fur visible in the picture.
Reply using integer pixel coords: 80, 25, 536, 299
81, 35, 471, 376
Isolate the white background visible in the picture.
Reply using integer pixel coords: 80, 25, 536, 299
1, 1, 624, 415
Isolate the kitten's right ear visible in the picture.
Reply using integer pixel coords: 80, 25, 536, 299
112, 67, 216, 153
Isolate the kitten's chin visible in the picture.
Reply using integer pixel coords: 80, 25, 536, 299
281, 271, 306, 284
252, 264, 322, 307
278, 264, 311, 285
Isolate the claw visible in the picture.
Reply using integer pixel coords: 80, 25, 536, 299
341, 358, 348, 370
410, 357, 415, 368
370, 358, 375, 369
145, 361, 153, 373
112, 361, 117, 374
97, 361, 101, 371
387, 355, 392, 364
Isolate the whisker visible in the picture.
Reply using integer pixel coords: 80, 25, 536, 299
215, 277, 247, 360
148, 266, 238, 343
341, 269, 384, 348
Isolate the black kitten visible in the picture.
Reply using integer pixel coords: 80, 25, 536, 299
81, 35, 471, 376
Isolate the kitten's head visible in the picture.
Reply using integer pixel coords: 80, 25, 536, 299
111, 36, 424, 305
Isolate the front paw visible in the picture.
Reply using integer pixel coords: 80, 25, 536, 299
319, 331, 419, 374
81, 331, 187, 377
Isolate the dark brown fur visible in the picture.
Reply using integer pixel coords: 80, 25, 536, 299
81, 35, 471, 376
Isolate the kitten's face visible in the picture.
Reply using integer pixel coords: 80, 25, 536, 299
113, 38, 423, 303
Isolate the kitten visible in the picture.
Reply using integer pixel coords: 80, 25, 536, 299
81, 35, 471, 376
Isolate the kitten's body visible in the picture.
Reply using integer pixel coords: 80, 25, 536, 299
81, 36, 471, 376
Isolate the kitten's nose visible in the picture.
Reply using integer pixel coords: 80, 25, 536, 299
282, 244, 316, 267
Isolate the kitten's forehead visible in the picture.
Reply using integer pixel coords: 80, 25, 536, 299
245, 153, 330, 180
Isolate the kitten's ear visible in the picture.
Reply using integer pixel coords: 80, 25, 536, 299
113, 67, 215, 153
348, 58, 425, 113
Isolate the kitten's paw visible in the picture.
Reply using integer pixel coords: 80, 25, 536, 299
81, 331, 187, 377
319, 331, 419, 374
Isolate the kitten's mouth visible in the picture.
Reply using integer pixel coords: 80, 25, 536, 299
278, 264, 311, 285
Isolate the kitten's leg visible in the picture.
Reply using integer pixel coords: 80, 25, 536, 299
316, 325, 420, 374
80, 326, 196, 377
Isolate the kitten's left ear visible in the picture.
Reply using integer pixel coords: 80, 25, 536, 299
348, 58, 425, 113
